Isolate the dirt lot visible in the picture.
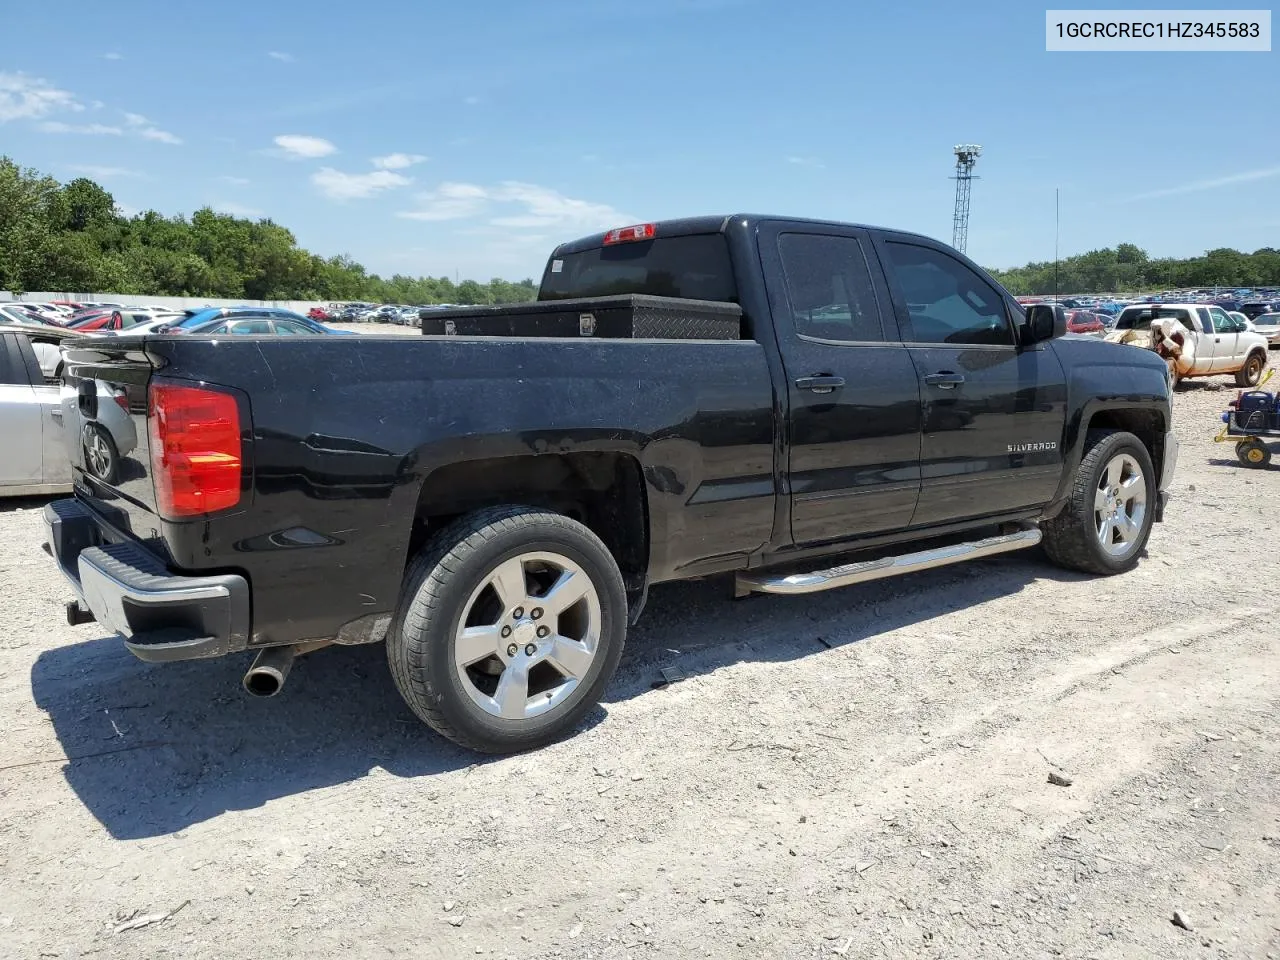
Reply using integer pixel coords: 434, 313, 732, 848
1, 353, 1278, 960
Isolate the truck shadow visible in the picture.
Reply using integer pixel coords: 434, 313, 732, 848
30, 550, 1087, 840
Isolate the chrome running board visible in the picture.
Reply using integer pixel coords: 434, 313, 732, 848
734, 525, 1043, 597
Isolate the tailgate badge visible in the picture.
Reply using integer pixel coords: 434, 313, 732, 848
579, 313, 596, 337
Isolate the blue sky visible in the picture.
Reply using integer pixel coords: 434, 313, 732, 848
1, 0, 1276, 281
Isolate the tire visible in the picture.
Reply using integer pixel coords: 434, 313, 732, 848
387, 506, 627, 753
1235, 351, 1265, 387
1236, 439, 1272, 468
83, 423, 119, 484
1041, 429, 1157, 576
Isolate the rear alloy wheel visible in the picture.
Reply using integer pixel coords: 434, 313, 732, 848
1235, 352, 1265, 387
1041, 429, 1156, 575
453, 551, 602, 722
388, 506, 626, 753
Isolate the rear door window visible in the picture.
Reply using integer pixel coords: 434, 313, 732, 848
777, 233, 885, 342
539, 234, 738, 303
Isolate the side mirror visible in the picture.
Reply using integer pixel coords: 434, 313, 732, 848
1023, 304, 1067, 344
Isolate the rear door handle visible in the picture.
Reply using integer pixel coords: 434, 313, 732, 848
924, 371, 965, 389
795, 375, 845, 394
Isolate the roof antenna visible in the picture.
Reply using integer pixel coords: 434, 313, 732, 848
1054, 187, 1060, 300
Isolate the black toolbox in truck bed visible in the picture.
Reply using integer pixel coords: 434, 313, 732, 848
418, 294, 743, 340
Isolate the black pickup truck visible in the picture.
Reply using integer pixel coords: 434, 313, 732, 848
45, 215, 1178, 753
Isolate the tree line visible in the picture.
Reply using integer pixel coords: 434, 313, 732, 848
0, 156, 538, 304
987, 242, 1280, 296
6, 155, 1278, 302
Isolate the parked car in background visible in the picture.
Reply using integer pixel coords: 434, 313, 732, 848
1240, 301, 1280, 321
16, 325, 83, 381
158, 306, 355, 336
13, 303, 70, 323
1253, 312, 1280, 348
1066, 310, 1106, 336
72, 309, 183, 333
97, 316, 182, 337
1228, 311, 1256, 333
183, 315, 355, 336
307, 307, 332, 322
0, 305, 59, 328
1108, 303, 1268, 387
0, 329, 72, 497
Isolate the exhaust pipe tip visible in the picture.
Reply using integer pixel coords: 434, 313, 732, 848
243, 667, 286, 697
243, 645, 297, 697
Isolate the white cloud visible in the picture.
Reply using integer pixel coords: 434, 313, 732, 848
67, 165, 139, 179
219, 175, 251, 186
397, 180, 631, 231
372, 152, 427, 170
1124, 166, 1280, 202
312, 167, 411, 200
268, 51, 295, 63
102, 52, 123, 61
214, 201, 265, 218
0, 72, 82, 123
397, 182, 491, 221
39, 121, 123, 135
139, 126, 182, 144
274, 134, 337, 158
118, 111, 182, 144
786, 155, 825, 169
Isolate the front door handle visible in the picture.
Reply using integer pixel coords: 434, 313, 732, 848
795, 375, 845, 394
924, 371, 965, 389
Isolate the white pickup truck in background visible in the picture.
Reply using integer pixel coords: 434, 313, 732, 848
1107, 302, 1269, 388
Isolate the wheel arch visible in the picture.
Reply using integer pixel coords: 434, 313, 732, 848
1044, 401, 1168, 520
406, 451, 650, 613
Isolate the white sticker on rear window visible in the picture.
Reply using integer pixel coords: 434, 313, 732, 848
551, 259, 563, 273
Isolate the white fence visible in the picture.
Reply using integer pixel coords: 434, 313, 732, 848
0, 292, 328, 315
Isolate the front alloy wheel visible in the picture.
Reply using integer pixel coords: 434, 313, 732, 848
1093, 453, 1147, 559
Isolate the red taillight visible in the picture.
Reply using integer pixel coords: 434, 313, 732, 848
148, 381, 242, 518
602, 223, 655, 245
113, 392, 130, 413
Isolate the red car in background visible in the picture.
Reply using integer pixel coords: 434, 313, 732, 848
307, 307, 332, 321
65, 311, 115, 331
1066, 310, 1106, 336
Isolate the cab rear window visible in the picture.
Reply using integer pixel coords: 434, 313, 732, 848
1115, 307, 1193, 331
539, 234, 738, 303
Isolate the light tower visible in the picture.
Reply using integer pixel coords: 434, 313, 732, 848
951, 144, 982, 255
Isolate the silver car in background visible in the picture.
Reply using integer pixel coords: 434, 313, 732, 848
0, 329, 72, 497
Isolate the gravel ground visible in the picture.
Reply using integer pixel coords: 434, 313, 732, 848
1, 352, 1278, 960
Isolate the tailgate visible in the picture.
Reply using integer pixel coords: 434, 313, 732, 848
60, 338, 159, 520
